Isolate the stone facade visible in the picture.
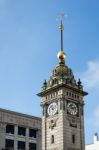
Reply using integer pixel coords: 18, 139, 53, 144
0, 108, 41, 150
38, 19, 88, 150
38, 81, 87, 150
38, 51, 88, 150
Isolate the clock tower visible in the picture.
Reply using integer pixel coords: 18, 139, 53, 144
37, 18, 88, 150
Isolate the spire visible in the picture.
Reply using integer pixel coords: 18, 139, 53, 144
57, 13, 66, 64
59, 14, 64, 51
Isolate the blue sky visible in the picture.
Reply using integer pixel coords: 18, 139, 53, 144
0, 0, 99, 144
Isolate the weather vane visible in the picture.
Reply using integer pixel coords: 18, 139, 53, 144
56, 12, 67, 52
59, 13, 65, 21
57, 12, 68, 21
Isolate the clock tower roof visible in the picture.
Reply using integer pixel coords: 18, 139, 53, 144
37, 17, 88, 97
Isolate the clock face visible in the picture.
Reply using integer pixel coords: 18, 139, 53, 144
47, 102, 58, 116
67, 102, 78, 116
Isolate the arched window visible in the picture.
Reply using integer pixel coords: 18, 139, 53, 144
72, 134, 75, 144
51, 135, 54, 144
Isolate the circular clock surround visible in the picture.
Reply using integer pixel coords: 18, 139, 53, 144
67, 102, 78, 116
47, 102, 58, 116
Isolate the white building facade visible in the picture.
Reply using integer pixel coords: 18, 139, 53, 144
86, 133, 99, 150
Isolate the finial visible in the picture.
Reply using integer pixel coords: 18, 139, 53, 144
57, 13, 66, 64
43, 80, 47, 86
42, 80, 47, 90
77, 78, 83, 89
57, 51, 66, 64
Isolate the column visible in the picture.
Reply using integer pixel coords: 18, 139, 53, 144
14, 125, 18, 150
0, 123, 6, 150
26, 128, 29, 150
36, 129, 41, 150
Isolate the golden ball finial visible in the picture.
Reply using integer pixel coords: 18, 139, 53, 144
57, 51, 66, 64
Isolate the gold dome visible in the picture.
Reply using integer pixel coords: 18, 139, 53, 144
57, 51, 66, 63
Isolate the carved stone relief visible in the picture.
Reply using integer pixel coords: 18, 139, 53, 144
49, 118, 58, 129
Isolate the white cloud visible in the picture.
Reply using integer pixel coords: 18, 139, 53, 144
93, 105, 99, 126
85, 106, 99, 127
81, 60, 99, 89
80, 60, 99, 142
85, 105, 99, 128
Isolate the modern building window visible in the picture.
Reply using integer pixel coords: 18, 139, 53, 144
6, 124, 14, 134
29, 143, 36, 150
18, 126, 26, 136
18, 141, 25, 150
72, 134, 75, 144
29, 129, 37, 138
5, 139, 14, 150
